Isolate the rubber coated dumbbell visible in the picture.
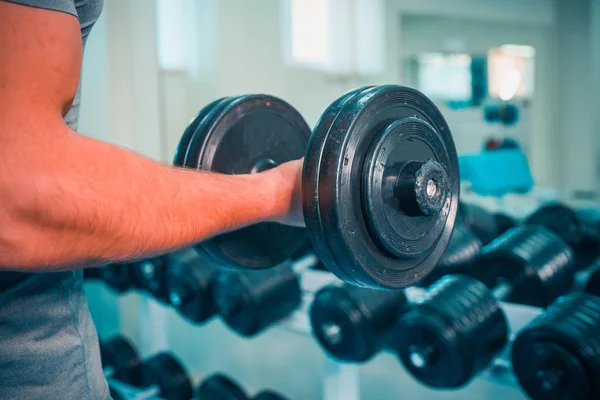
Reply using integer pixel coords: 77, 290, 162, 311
214, 256, 316, 337
174, 86, 460, 289
165, 247, 221, 324
526, 203, 600, 268
113, 353, 193, 400
457, 202, 514, 245
469, 224, 577, 307
100, 335, 142, 386
131, 256, 169, 303
572, 258, 600, 297
196, 374, 289, 400
197, 374, 248, 400
309, 283, 409, 362
393, 225, 576, 388
131, 249, 203, 304
99, 263, 136, 293
419, 224, 483, 287
252, 391, 288, 400
393, 275, 508, 388
511, 293, 600, 400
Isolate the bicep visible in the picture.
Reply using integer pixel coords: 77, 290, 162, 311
0, 0, 82, 133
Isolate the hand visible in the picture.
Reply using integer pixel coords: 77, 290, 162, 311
265, 158, 304, 227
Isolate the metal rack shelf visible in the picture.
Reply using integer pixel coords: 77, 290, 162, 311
128, 263, 542, 400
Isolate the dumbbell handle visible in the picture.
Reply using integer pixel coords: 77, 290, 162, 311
491, 281, 516, 302
292, 253, 319, 275
103, 366, 115, 379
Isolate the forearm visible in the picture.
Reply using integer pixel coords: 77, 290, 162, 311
0, 126, 292, 271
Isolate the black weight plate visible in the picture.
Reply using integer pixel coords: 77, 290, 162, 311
253, 390, 288, 400
100, 263, 134, 293
140, 353, 193, 400
511, 294, 600, 400
305, 85, 459, 289
173, 98, 230, 167
197, 374, 248, 400
184, 95, 310, 269
164, 248, 219, 324
525, 203, 583, 248
303, 86, 374, 286
100, 335, 141, 386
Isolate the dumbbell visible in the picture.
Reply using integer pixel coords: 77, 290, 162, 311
131, 256, 169, 303
164, 247, 221, 324
457, 202, 514, 245
214, 255, 316, 337
98, 263, 136, 293
393, 225, 576, 388
100, 335, 142, 386
511, 293, 600, 400
526, 203, 600, 268
110, 353, 194, 400
469, 224, 577, 307
252, 391, 288, 400
196, 374, 288, 400
419, 224, 483, 287
83, 267, 102, 281
309, 282, 409, 363
197, 374, 248, 400
572, 258, 600, 297
131, 249, 204, 304
174, 86, 460, 289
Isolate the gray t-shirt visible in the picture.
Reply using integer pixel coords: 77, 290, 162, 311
0, 1, 108, 399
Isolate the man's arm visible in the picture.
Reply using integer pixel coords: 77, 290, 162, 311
0, 2, 302, 271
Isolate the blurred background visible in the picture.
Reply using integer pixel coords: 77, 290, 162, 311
80, 0, 600, 399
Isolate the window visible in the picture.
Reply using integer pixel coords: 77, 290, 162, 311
281, 0, 385, 75
417, 53, 473, 102
488, 45, 535, 101
288, 0, 328, 67
155, 0, 188, 71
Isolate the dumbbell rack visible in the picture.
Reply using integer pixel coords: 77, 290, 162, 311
131, 255, 542, 400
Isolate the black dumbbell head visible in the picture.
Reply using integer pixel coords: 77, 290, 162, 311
197, 374, 248, 400
99, 335, 141, 386
525, 203, 600, 267
420, 224, 483, 286
473, 225, 576, 307
494, 212, 516, 236
100, 263, 135, 293
139, 352, 193, 400
131, 257, 169, 303
165, 248, 219, 324
174, 95, 309, 270
394, 275, 508, 388
305, 85, 459, 289
511, 293, 600, 400
253, 390, 288, 400
585, 261, 600, 297
309, 284, 408, 362
456, 202, 499, 245
215, 264, 302, 337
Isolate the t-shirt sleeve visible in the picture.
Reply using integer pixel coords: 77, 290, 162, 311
3, 0, 77, 17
